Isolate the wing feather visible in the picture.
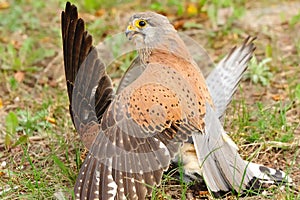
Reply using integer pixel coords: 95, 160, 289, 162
62, 2, 114, 148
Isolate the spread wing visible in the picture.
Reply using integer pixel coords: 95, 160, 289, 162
62, 2, 114, 148
74, 83, 197, 199
206, 36, 256, 118
117, 37, 256, 120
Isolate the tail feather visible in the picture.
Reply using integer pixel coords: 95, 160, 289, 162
192, 104, 292, 197
247, 162, 293, 185
192, 104, 262, 197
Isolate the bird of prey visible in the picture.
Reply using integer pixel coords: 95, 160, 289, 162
61, 2, 292, 199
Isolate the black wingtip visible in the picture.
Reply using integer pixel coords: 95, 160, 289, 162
63, 1, 78, 21
241, 35, 257, 51
61, 1, 79, 42
223, 36, 257, 63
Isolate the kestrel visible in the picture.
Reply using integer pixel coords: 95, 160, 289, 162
61, 2, 292, 199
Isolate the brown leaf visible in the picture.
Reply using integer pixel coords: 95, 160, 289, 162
0, 1, 10, 9
273, 83, 288, 89
45, 116, 56, 125
11, 40, 21, 49
48, 80, 58, 87
173, 19, 185, 30
272, 94, 285, 101
0, 171, 5, 177
198, 190, 209, 196
95, 8, 105, 17
14, 71, 25, 83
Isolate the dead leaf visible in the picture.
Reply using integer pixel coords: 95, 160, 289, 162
272, 83, 288, 89
95, 8, 105, 17
272, 94, 285, 101
29, 136, 45, 141
173, 19, 185, 30
252, 91, 266, 97
48, 80, 58, 87
45, 116, 56, 125
0, 171, 5, 177
0, 98, 3, 109
11, 40, 21, 49
198, 190, 209, 196
0, 1, 9, 9
14, 71, 25, 83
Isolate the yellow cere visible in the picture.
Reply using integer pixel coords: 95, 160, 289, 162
127, 24, 136, 31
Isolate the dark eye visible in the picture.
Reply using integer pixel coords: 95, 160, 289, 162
138, 20, 146, 27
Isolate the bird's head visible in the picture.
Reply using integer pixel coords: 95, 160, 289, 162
125, 12, 191, 63
125, 12, 175, 48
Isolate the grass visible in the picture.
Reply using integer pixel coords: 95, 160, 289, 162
0, 0, 299, 199
151, 160, 195, 200
229, 99, 296, 143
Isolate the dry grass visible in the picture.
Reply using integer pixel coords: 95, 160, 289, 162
0, 0, 299, 199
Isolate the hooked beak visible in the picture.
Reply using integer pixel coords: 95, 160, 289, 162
125, 24, 137, 40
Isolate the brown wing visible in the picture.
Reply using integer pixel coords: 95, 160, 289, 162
74, 78, 199, 199
61, 2, 114, 148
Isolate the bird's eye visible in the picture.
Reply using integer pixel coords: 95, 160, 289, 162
135, 19, 147, 28
139, 20, 146, 27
